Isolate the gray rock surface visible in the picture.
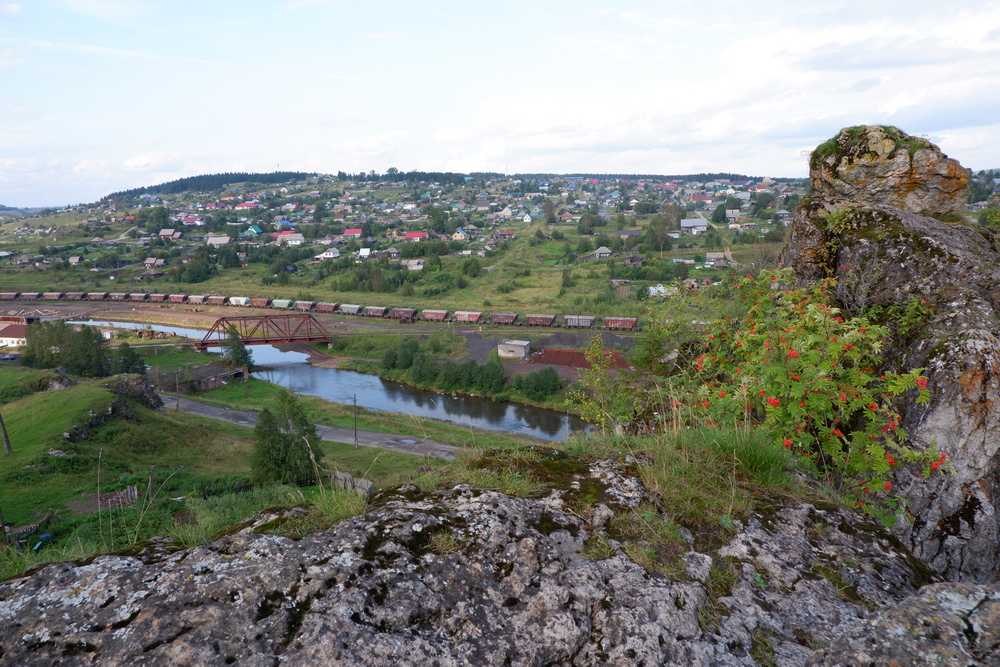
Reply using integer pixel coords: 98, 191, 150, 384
0, 468, 940, 666
784, 125, 1000, 581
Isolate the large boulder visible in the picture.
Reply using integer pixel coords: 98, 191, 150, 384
0, 471, 941, 666
783, 125, 1000, 582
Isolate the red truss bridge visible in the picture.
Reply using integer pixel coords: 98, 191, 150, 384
196, 314, 331, 350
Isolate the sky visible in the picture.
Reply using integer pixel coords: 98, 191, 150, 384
1, 1, 999, 206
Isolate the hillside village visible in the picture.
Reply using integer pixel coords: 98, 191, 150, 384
0, 171, 813, 304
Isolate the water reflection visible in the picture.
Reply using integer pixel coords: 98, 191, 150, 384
70, 319, 587, 441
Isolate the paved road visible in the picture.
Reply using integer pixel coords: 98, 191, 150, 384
164, 394, 459, 461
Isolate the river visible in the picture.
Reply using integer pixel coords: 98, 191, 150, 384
70, 319, 588, 442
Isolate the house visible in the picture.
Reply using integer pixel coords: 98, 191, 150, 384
594, 246, 613, 260
401, 258, 424, 272
68, 256, 82, 266
343, 227, 363, 239
242, 224, 264, 238
522, 214, 532, 224
624, 255, 643, 268
497, 340, 531, 360
143, 257, 165, 271
273, 231, 305, 246
680, 218, 709, 235
403, 231, 429, 242
451, 228, 468, 241
647, 283, 677, 298
0, 322, 27, 347
206, 234, 230, 247
725, 209, 742, 222
619, 229, 642, 240
158, 228, 181, 241
384, 247, 400, 260
357, 248, 372, 261
314, 248, 340, 261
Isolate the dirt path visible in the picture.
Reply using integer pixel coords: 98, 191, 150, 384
165, 394, 459, 461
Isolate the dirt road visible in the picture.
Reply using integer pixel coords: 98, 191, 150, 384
166, 394, 459, 461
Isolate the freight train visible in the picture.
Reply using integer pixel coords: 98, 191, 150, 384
0, 291, 640, 331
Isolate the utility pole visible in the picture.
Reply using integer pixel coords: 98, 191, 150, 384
0, 411, 11, 456
353, 393, 358, 448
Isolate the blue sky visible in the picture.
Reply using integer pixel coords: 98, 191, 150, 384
1, 0, 999, 205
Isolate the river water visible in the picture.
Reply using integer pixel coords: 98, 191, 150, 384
71, 320, 588, 441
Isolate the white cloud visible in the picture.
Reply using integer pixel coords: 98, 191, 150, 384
62, 0, 143, 20
0, 3, 21, 16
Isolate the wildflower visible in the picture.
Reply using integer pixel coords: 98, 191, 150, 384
839, 391, 847, 402
843, 343, 855, 351
787, 349, 800, 359
767, 396, 781, 408
694, 354, 705, 371
833, 315, 844, 323
832, 427, 845, 438
782, 438, 793, 448
883, 480, 893, 492
867, 402, 878, 411
790, 374, 800, 381
885, 453, 896, 466
701, 400, 710, 409
916, 376, 929, 390
718, 390, 727, 398
758, 389, 766, 397
931, 461, 941, 472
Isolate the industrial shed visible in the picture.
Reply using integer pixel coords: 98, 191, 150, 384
497, 340, 531, 359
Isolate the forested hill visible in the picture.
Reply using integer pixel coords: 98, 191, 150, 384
104, 171, 316, 200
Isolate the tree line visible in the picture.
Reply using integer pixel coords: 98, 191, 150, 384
23, 322, 145, 377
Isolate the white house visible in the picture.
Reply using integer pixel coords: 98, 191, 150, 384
401, 258, 424, 272
0, 323, 27, 347
314, 248, 341, 261
497, 340, 531, 360
680, 218, 708, 235
206, 234, 230, 247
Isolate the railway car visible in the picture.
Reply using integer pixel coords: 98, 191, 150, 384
206, 295, 227, 306
42, 292, 64, 301
64, 292, 85, 301
363, 306, 388, 318
604, 316, 638, 331
338, 304, 363, 316
128, 293, 148, 303
250, 297, 271, 308
148, 294, 167, 303
20, 292, 40, 301
563, 315, 595, 329
314, 302, 338, 313
525, 314, 557, 327
491, 312, 518, 326
452, 311, 482, 324
271, 299, 293, 309
228, 296, 250, 307
168, 294, 187, 304
108, 292, 127, 301
188, 295, 207, 305
389, 307, 416, 322
294, 301, 315, 312
420, 309, 448, 322
86, 292, 109, 301
0, 293, 18, 301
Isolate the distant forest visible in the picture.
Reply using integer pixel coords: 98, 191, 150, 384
105, 171, 316, 199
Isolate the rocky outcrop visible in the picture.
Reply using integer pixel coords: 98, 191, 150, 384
0, 471, 942, 666
784, 125, 1000, 582
808, 581, 1000, 666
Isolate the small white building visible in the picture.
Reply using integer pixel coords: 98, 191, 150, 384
401, 258, 424, 272
0, 323, 28, 347
497, 340, 531, 360
206, 234, 230, 247
314, 248, 341, 261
